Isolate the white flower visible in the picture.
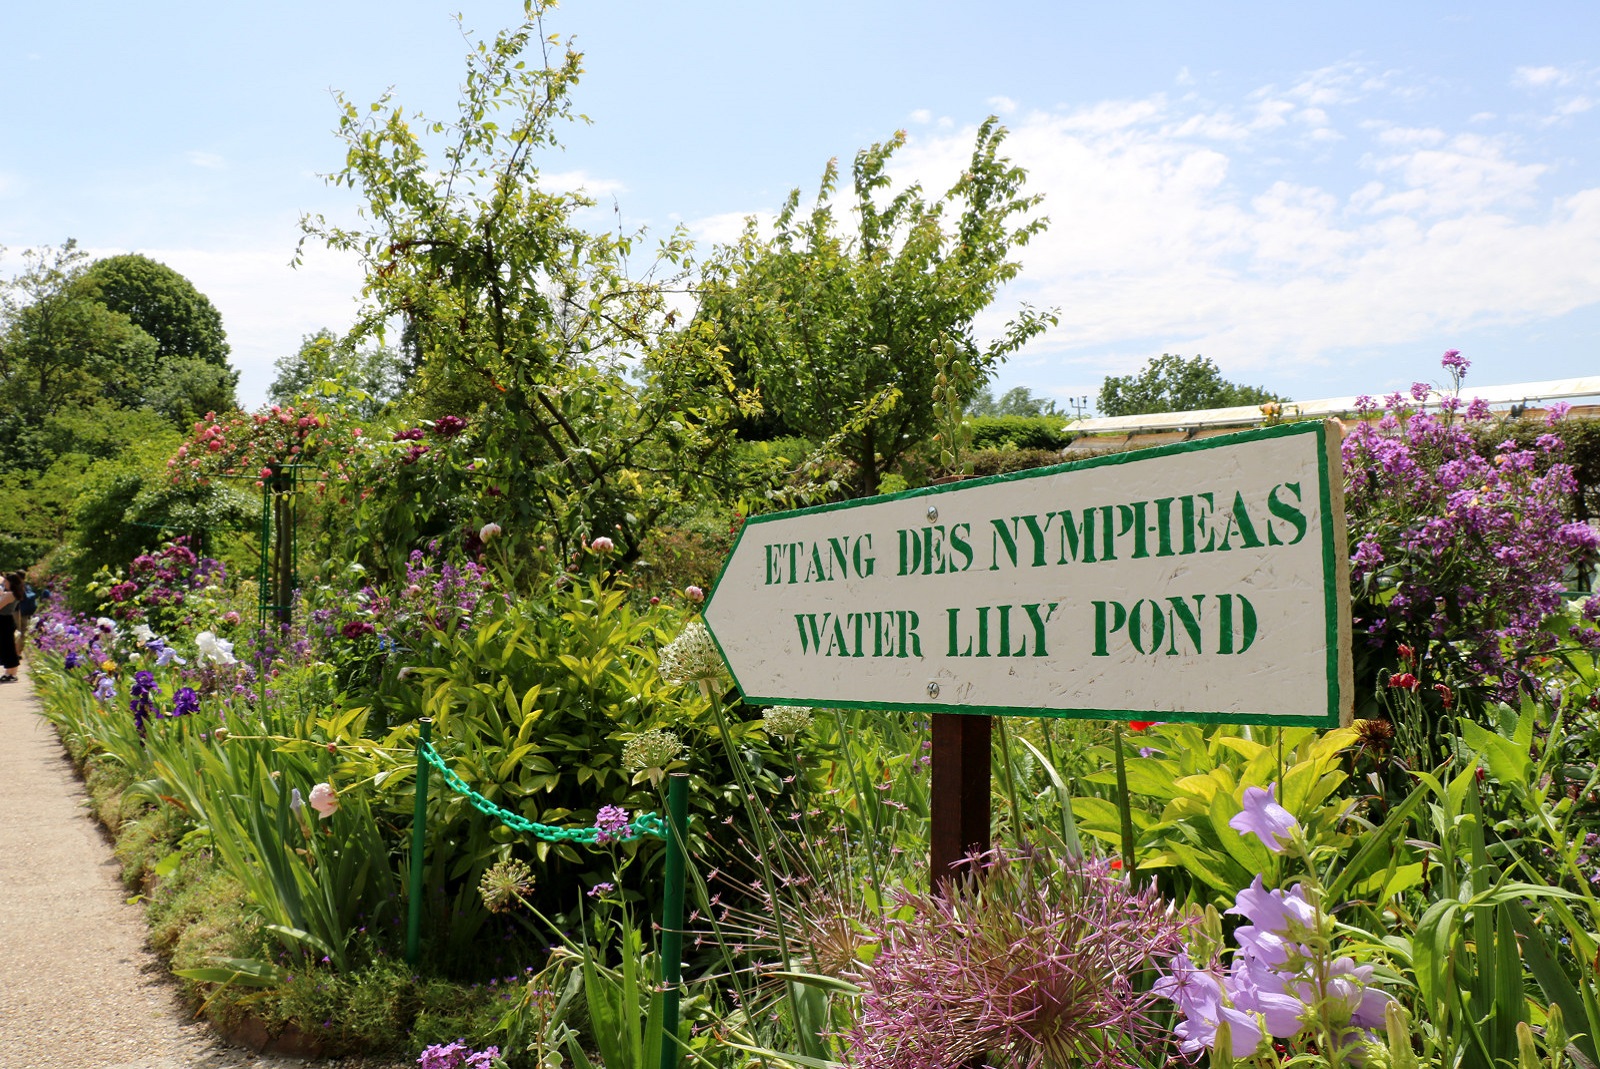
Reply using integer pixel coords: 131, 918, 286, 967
658, 622, 727, 697
95, 617, 120, 637
195, 630, 237, 665
132, 624, 157, 645
480, 522, 502, 541
623, 729, 685, 787
763, 705, 814, 740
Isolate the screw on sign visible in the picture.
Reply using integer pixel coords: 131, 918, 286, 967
703, 421, 1354, 885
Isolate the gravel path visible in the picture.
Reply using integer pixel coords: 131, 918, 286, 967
0, 665, 409, 1069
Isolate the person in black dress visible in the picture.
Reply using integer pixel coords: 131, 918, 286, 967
0, 572, 21, 682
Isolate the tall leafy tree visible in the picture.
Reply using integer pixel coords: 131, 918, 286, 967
80, 253, 230, 367
0, 242, 159, 470
1097, 353, 1282, 417
81, 253, 238, 422
299, 0, 747, 564
699, 120, 1055, 498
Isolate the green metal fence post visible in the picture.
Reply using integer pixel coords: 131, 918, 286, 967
658, 772, 690, 1069
406, 717, 434, 965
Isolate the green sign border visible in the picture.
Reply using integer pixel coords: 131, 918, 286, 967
702, 420, 1354, 727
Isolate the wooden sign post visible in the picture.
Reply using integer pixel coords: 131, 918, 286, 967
703, 421, 1354, 886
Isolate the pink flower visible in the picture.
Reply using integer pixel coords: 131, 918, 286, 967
684, 585, 705, 603
308, 782, 339, 818
590, 536, 615, 553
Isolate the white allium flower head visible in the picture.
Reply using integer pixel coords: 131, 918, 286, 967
623, 729, 685, 787
658, 621, 726, 697
763, 705, 814, 740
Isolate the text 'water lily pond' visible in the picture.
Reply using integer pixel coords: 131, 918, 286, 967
704, 420, 1354, 725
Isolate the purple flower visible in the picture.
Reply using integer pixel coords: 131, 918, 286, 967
63, 652, 79, 669
1547, 401, 1572, 426
170, 687, 200, 718
846, 848, 1190, 1068
92, 676, 116, 703
593, 805, 632, 844
1440, 349, 1468, 374
1229, 784, 1298, 853
587, 881, 616, 898
1465, 396, 1492, 420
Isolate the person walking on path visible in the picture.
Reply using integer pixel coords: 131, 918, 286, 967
0, 572, 22, 682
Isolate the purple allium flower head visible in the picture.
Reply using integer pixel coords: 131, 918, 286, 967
593, 805, 631, 844
1229, 784, 1298, 853
846, 847, 1189, 1069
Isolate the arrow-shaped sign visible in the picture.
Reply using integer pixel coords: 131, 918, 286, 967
704, 420, 1353, 726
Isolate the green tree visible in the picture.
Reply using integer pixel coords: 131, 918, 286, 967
0, 242, 160, 471
81, 253, 238, 423
699, 120, 1055, 498
1096, 353, 1282, 417
299, 1, 747, 568
81, 254, 231, 367
268, 329, 406, 418
968, 385, 1062, 418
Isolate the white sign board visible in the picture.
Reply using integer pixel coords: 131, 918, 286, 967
703, 421, 1353, 726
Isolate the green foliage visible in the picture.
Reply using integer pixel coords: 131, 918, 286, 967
1097, 353, 1282, 417
967, 414, 1072, 452
268, 328, 406, 419
1073, 725, 1360, 905
699, 118, 1056, 498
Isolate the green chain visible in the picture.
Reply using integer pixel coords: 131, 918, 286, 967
419, 742, 667, 843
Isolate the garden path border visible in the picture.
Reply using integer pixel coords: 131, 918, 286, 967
0, 664, 407, 1069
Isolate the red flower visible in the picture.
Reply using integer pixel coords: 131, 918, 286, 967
1432, 682, 1454, 708
1397, 644, 1416, 665
1127, 721, 1157, 732
1388, 672, 1420, 691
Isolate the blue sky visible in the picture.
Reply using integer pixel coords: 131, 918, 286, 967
3, 2, 1597, 409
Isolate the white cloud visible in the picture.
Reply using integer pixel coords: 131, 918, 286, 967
986, 95, 1018, 115
185, 151, 226, 170
1514, 65, 1573, 88
539, 169, 627, 196
879, 85, 1600, 385
686, 209, 775, 247
909, 108, 933, 125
